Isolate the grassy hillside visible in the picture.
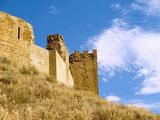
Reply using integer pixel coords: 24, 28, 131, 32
0, 57, 159, 120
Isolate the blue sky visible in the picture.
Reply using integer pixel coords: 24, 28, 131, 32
1, 0, 160, 113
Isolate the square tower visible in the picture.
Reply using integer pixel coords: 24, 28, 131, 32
0, 11, 34, 66
69, 50, 98, 94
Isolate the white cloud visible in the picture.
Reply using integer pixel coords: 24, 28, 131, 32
138, 75, 160, 95
134, 0, 160, 16
49, 5, 60, 15
86, 19, 160, 95
130, 3, 143, 11
126, 100, 160, 112
105, 95, 121, 102
111, 3, 122, 10
111, 4, 129, 15
133, 102, 160, 110
111, 1, 160, 17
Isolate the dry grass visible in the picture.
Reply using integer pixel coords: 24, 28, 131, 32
0, 57, 159, 120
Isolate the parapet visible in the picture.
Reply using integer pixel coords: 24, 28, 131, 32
69, 49, 97, 63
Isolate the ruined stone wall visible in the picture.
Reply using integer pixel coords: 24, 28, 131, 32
29, 45, 49, 74
49, 50, 74, 87
0, 12, 74, 88
0, 11, 99, 91
69, 50, 98, 94
47, 34, 74, 87
0, 11, 34, 66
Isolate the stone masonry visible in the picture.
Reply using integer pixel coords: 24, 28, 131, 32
0, 11, 98, 94
0, 11, 34, 66
47, 34, 74, 87
70, 50, 98, 94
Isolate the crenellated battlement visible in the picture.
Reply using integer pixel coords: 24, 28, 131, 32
70, 50, 97, 62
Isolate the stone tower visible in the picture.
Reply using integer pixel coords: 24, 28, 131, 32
0, 11, 34, 66
69, 50, 98, 94
47, 34, 74, 87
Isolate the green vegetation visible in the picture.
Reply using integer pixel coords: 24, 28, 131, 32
20, 66, 39, 75
0, 57, 159, 120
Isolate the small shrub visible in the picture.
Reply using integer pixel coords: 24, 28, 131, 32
0, 78, 12, 84
33, 81, 53, 99
0, 74, 17, 85
46, 76, 54, 83
0, 57, 10, 65
12, 88, 32, 104
20, 66, 39, 75
0, 64, 9, 71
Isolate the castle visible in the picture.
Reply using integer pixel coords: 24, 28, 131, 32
0, 11, 98, 94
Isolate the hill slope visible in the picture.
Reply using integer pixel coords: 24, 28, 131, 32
0, 57, 159, 120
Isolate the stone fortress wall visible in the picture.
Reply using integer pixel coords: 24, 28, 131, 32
29, 45, 49, 74
0, 11, 98, 93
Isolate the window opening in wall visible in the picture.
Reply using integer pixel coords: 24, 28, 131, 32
18, 27, 20, 39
